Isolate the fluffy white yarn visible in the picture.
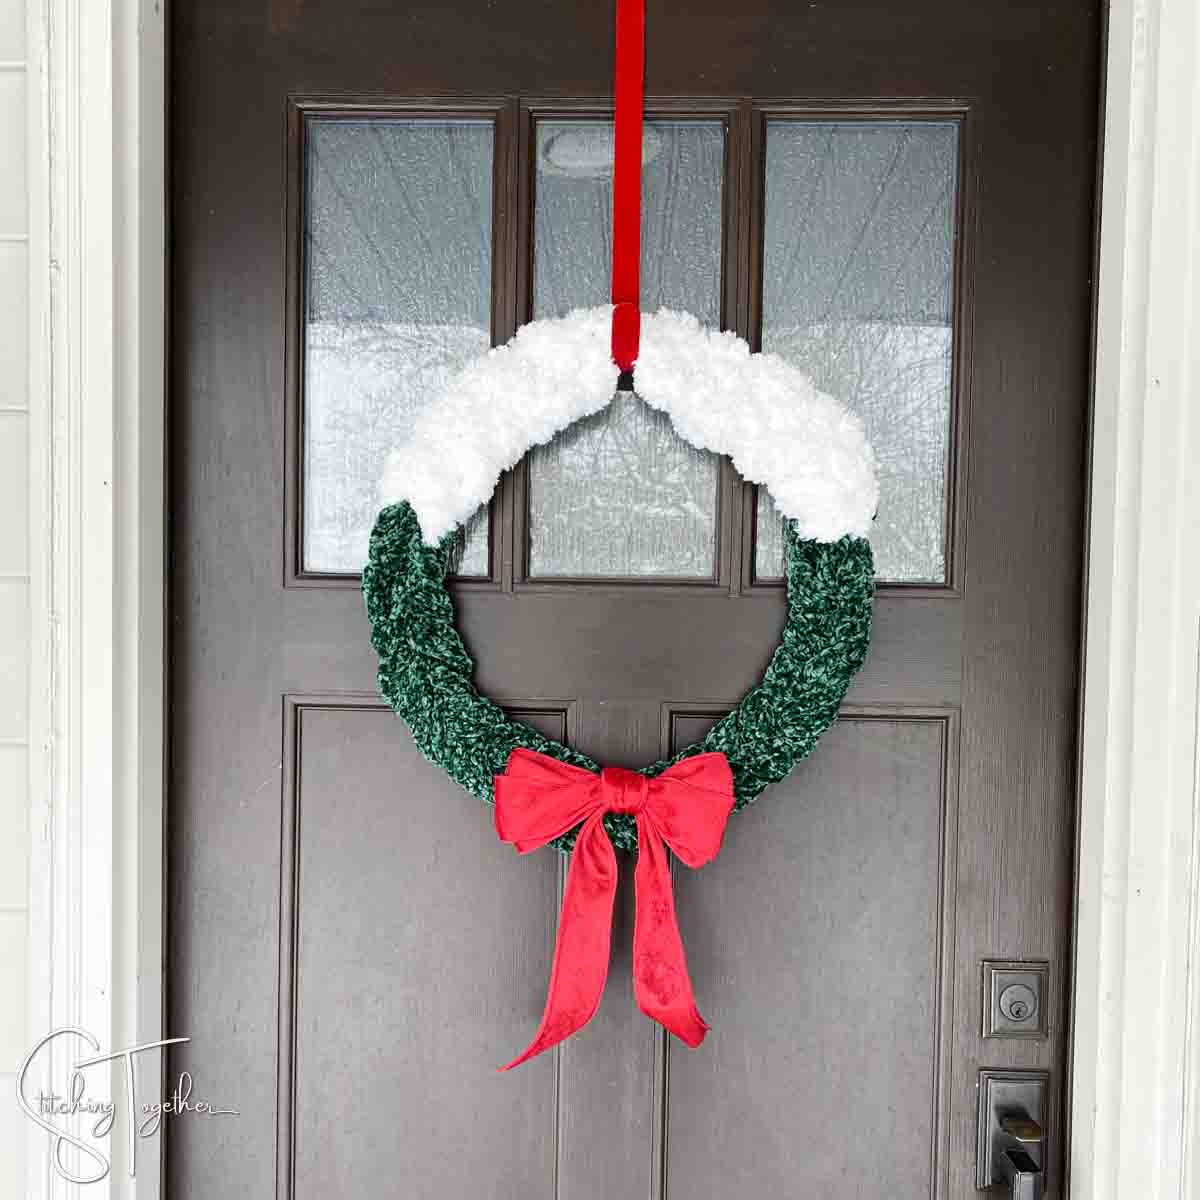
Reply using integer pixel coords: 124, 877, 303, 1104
380, 306, 878, 544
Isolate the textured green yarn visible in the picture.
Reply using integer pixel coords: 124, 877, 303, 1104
363, 500, 874, 853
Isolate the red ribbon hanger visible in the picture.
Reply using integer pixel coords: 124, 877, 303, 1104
494, 749, 735, 1069
610, 0, 645, 379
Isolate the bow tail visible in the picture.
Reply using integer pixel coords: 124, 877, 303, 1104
500, 812, 619, 1071
632, 817, 709, 1048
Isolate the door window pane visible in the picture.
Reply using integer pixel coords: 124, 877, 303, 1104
303, 118, 493, 575
528, 120, 724, 579
755, 121, 959, 583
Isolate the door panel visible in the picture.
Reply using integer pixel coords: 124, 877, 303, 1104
170, 3, 1100, 1197
287, 703, 560, 1198
669, 715, 953, 1198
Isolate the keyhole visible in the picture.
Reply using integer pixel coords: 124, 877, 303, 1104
999, 983, 1039, 1024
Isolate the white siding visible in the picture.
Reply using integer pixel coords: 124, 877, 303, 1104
0, 0, 28, 1194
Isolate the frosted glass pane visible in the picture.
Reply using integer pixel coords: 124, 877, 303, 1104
755, 121, 958, 583
303, 119, 492, 575
528, 120, 724, 578
528, 392, 718, 578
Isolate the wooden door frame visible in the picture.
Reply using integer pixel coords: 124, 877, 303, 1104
20, 1, 1199, 1197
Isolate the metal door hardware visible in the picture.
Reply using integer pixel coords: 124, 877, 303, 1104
983, 960, 1049, 1039
977, 1069, 1048, 1196
999, 984, 1037, 1022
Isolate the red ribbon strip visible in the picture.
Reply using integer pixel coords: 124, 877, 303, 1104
494, 748, 734, 1069
611, 0, 645, 373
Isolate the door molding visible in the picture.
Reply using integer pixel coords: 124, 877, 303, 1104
1069, 0, 1200, 1195
25, 0, 165, 1197
22, 1, 1198, 1198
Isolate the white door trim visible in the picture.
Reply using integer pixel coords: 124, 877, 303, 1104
25, 0, 165, 1197
22, 1, 1199, 1197
1068, 0, 1200, 1195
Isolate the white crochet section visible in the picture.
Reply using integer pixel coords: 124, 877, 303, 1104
380, 306, 879, 544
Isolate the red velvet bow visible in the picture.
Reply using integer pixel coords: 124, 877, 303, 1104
494, 748, 735, 1070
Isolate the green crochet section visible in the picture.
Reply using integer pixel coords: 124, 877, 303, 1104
363, 500, 874, 853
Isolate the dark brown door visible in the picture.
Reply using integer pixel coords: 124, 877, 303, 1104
168, 3, 1100, 1197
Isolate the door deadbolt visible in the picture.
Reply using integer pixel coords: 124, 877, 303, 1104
999, 983, 1038, 1023
983, 961, 1049, 1039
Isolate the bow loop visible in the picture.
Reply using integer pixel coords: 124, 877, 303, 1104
645, 752, 735, 868
494, 747, 734, 1069
493, 749, 602, 853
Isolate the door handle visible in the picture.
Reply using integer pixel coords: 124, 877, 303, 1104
996, 1114, 1043, 1200
977, 1070, 1048, 1196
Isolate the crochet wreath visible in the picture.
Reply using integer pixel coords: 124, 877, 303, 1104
363, 306, 878, 853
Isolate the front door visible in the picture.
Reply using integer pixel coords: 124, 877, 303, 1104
168, 3, 1100, 1196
